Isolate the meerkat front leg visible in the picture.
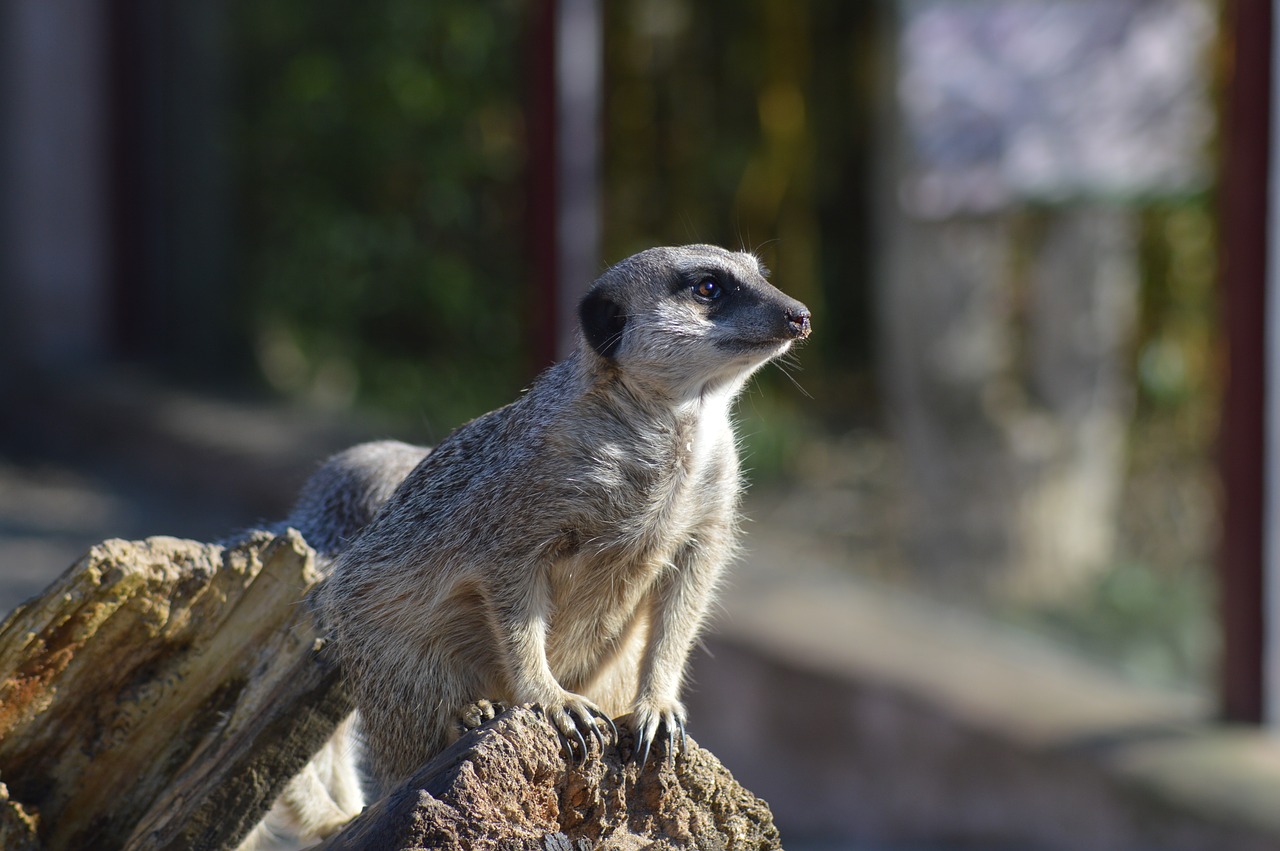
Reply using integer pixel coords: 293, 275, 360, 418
488, 563, 614, 760
631, 536, 727, 766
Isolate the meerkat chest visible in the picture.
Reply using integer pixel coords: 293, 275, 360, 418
592, 401, 736, 557
543, 403, 737, 660
658, 395, 737, 512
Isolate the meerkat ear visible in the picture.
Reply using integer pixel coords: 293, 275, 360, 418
579, 289, 627, 359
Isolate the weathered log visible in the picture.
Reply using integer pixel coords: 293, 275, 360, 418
317, 706, 782, 851
0, 531, 349, 851
1, 531, 782, 851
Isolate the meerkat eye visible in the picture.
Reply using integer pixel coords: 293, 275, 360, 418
692, 277, 723, 302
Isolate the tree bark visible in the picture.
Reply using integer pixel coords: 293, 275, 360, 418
0, 530, 349, 851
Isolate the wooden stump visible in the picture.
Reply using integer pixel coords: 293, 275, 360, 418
0, 531, 351, 851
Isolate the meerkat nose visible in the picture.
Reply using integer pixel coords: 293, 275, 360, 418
786, 308, 812, 339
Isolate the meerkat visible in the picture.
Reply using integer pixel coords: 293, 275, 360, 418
312, 244, 811, 796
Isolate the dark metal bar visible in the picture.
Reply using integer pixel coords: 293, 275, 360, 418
1219, 0, 1271, 724
553, 0, 602, 360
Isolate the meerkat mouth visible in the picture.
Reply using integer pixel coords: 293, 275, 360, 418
714, 336, 797, 357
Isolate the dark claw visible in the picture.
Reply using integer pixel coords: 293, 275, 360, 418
572, 722, 588, 764
556, 727, 573, 759
586, 713, 607, 751
633, 716, 685, 768
590, 707, 618, 746
632, 716, 655, 767
637, 729, 654, 769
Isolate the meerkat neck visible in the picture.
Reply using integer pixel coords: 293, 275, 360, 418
573, 354, 737, 431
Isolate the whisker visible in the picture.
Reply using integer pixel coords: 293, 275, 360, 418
751, 237, 779, 257
771, 359, 813, 399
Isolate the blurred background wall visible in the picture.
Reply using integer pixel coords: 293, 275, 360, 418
0, 0, 1225, 685
2, 3, 1264, 846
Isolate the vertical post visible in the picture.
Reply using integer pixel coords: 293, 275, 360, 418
0, 1, 112, 370
554, 0, 602, 359
1266, 0, 1280, 730
528, 0, 601, 367
1221, 0, 1271, 724
105, 0, 147, 358
105, 0, 233, 373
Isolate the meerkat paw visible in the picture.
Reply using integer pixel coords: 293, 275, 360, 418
629, 699, 687, 769
544, 691, 618, 765
456, 698, 506, 736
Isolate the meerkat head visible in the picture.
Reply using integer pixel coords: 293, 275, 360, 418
578, 245, 811, 398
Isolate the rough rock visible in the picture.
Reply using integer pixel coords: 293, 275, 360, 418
317, 706, 782, 851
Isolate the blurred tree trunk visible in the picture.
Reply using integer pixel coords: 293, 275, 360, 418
1015, 207, 1137, 599
879, 205, 1137, 601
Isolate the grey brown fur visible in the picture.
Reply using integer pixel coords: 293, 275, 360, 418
278, 440, 430, 557
307, 245, 810, 798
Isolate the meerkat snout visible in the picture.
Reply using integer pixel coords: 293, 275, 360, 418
786, 306, 812, 339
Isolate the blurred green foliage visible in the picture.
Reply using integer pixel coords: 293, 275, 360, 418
1134, 197, 1221, 438
232, 0, 529, 430
1006, 194, 1222, 691
232, 0, 880, 433
228, 2, 1222, 688
602, 0, 882, 420
1096, 195, 1221, 690
1008, 559, 1218, 689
